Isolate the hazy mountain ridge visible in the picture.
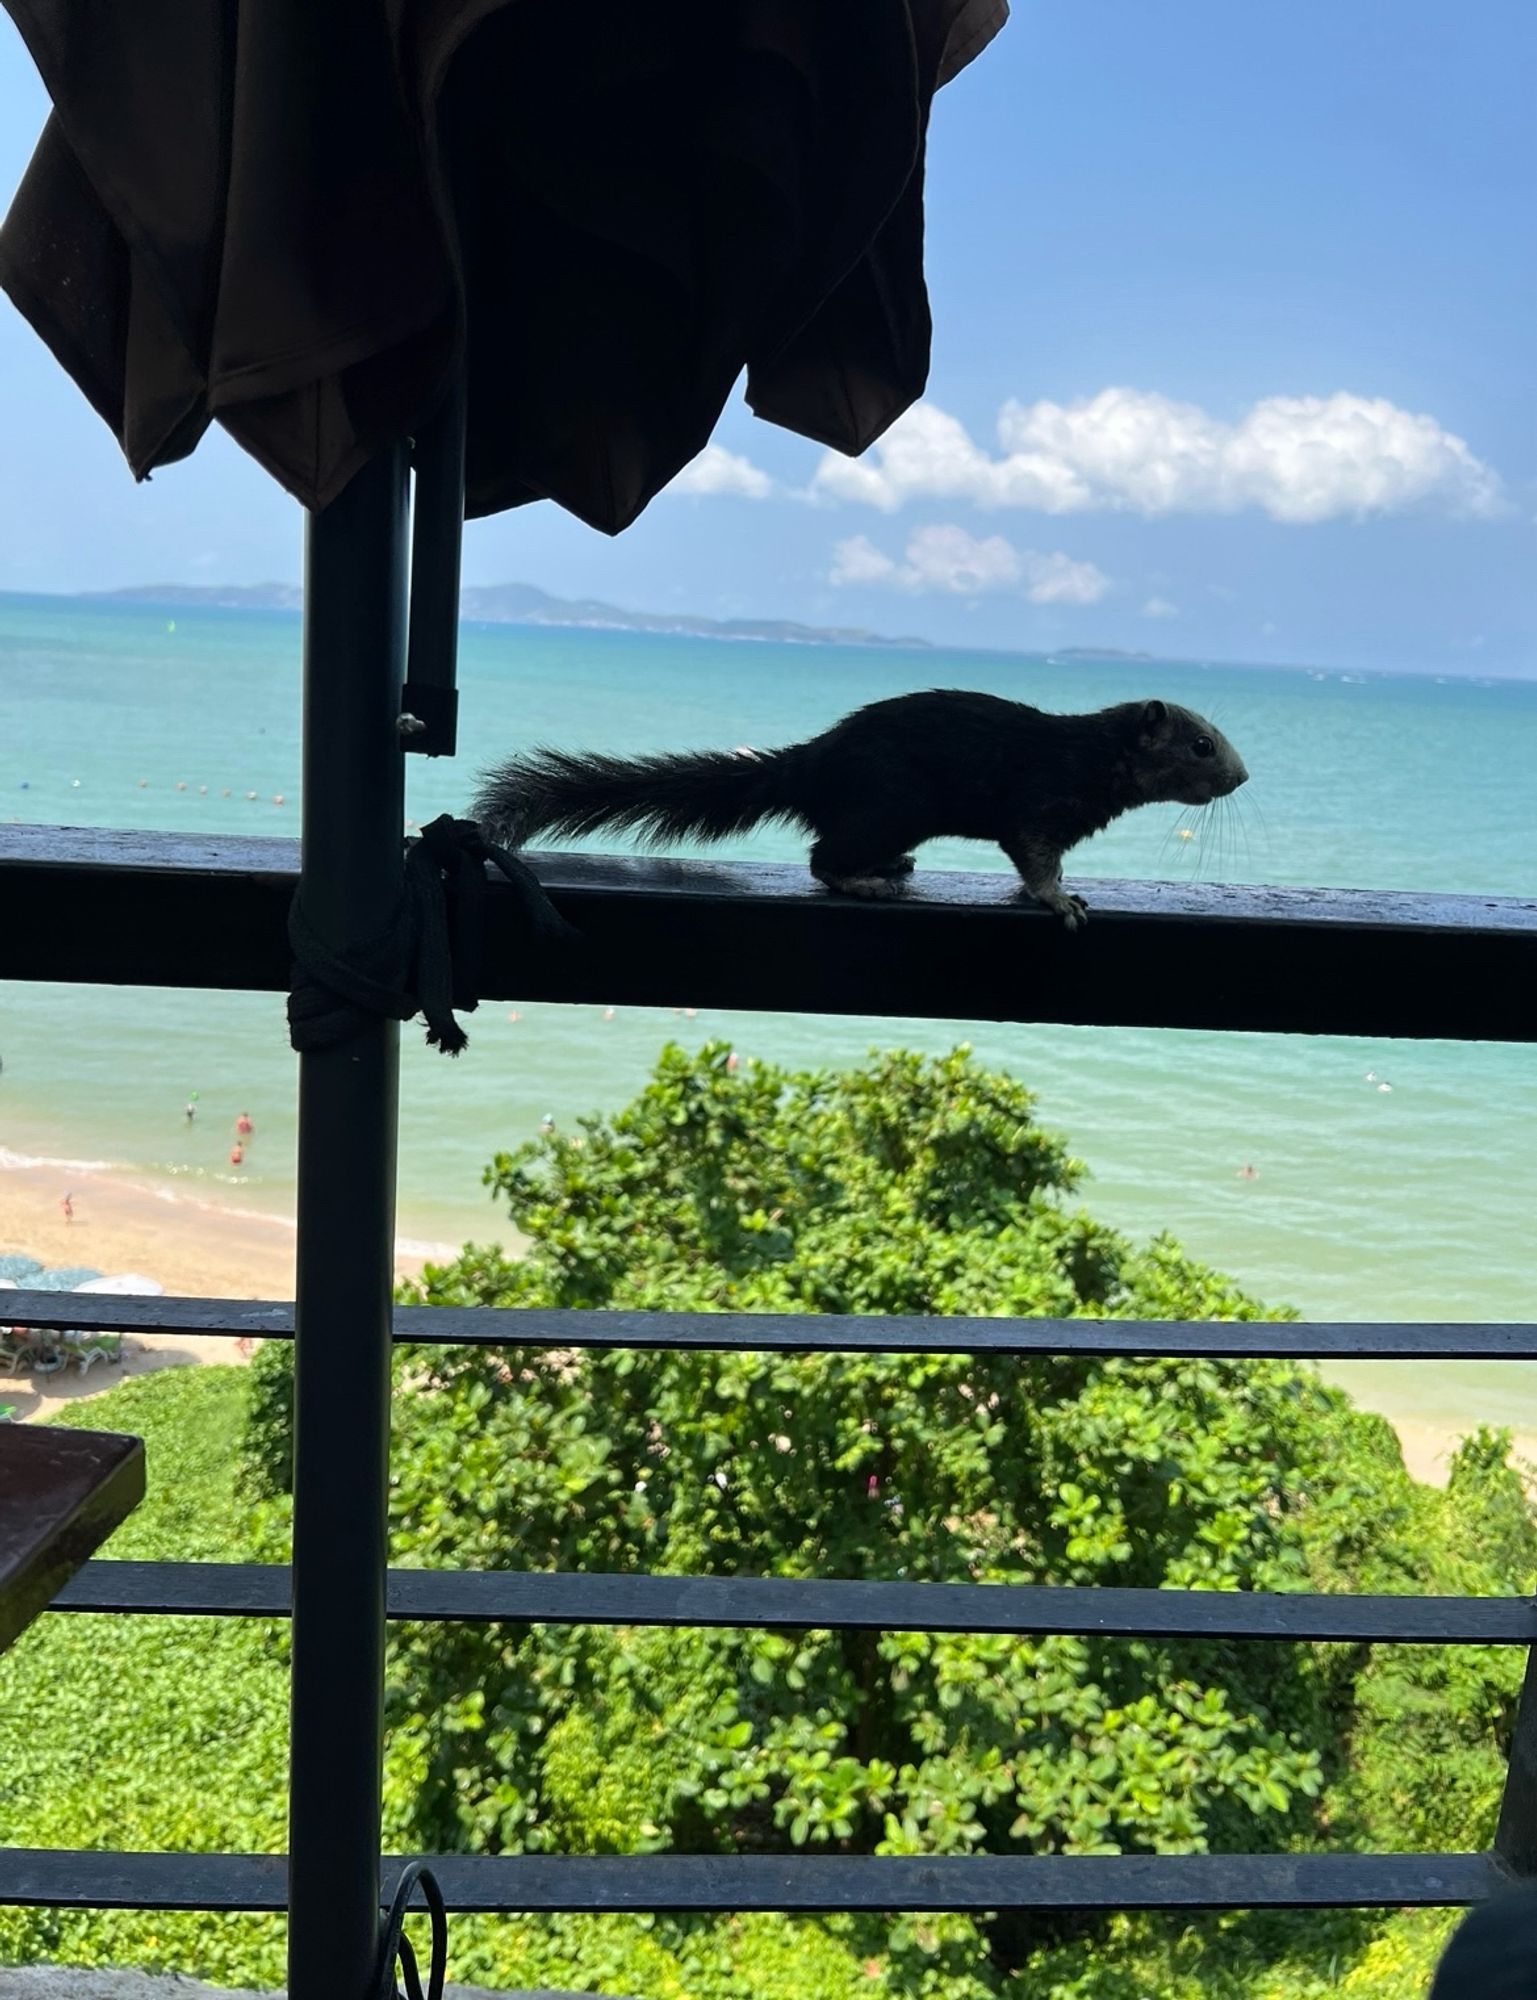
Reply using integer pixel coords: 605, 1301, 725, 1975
97, 579, 932, 651
99, 582, 305, 612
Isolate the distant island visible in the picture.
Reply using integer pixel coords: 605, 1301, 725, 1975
98, 581, 306, 613
1047, 646, 1156, 663
94, 579, 932, 652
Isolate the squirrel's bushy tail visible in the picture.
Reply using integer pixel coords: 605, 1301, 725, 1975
473, 742, 807, 849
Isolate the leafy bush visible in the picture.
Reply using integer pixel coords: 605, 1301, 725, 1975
255, 1042, 1537, 1993
0, 1367, 289, 1987
7, 1045, 1531, 2000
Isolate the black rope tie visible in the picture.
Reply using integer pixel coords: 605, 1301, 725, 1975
287, 815, 580, 1057
373, 1860, 448, 2000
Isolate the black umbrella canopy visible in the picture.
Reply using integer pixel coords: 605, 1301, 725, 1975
0, 0, 1006, 534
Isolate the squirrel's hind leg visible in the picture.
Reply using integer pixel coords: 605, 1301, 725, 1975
810, 817, 920, 900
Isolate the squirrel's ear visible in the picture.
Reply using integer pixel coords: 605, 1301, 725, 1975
1141, 699, 1168, 731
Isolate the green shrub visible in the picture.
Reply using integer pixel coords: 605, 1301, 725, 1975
5, 1046, 1527, 2000
0, 1368, 289, 1986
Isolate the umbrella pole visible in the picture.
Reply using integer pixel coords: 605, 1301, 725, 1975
287, 442, 409, 2000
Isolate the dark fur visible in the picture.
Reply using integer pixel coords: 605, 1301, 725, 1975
473, 689, 1247, 919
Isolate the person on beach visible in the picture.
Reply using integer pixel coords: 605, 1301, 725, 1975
184, 1099, 197, 1124
235, 1112, 254, 1139
229, 1143, 244, 1169
1236, 1164, 1259, 1181
59, 1191, 73, 1222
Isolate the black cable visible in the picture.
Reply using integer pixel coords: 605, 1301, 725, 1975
373, 1859, 448, 2000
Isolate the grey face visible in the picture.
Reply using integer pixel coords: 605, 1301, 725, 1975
1135, 699, 1248, 806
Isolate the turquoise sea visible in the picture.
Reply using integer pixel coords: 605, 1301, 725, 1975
1, 592, 1534, 1434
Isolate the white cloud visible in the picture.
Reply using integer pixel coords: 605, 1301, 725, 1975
667, 443, 773, 500
829, 525, 1111, 605
896, 524, 1024, 594
1021, 549, 1112, 605
812, 388, 1504, 523
1142, 596, 1179, 619
828, 534, 899, 586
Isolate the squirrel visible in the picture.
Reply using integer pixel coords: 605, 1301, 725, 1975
472, 688, 1248, 928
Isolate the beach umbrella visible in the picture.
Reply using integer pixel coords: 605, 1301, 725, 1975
19, 1264, 101, 1291
0, 8, 1008, 1995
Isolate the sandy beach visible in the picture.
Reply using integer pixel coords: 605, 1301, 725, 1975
1391, 1417, 1537, 1490
0, 1159, 440, 1422
0, 1159, 1528, 1487
2, 1160, 302, 1298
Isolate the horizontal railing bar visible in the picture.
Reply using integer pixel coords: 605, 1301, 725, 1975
2, 825, 1533, 1039
7, 1291, 1536, 1361
1, 1846, 1501, 1913
52, 1561, 1537, 1643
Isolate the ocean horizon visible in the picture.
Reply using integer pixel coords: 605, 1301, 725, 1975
6, 582, 1532, 683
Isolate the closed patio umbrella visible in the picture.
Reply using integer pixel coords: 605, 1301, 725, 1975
1, 1, 1005, 530
0, 8, 1007, 1996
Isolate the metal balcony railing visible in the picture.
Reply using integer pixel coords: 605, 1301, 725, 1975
2, 822, 1535, 1948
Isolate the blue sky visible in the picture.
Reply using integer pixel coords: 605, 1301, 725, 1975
1, 1, 1532, 674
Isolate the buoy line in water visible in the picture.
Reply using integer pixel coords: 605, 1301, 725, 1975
18, 773, 301, 804
10, 778, 465, 856
11, 777, 450, 831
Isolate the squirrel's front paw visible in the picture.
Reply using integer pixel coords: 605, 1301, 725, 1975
1041, 888, 1088, 931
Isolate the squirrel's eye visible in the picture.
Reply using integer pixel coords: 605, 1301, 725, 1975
1192, 734, 1215, 757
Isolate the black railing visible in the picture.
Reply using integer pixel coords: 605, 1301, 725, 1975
4, 820, 1534, 1040
3, 827, 1537, 1964
2, 1848, 1504, 1916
